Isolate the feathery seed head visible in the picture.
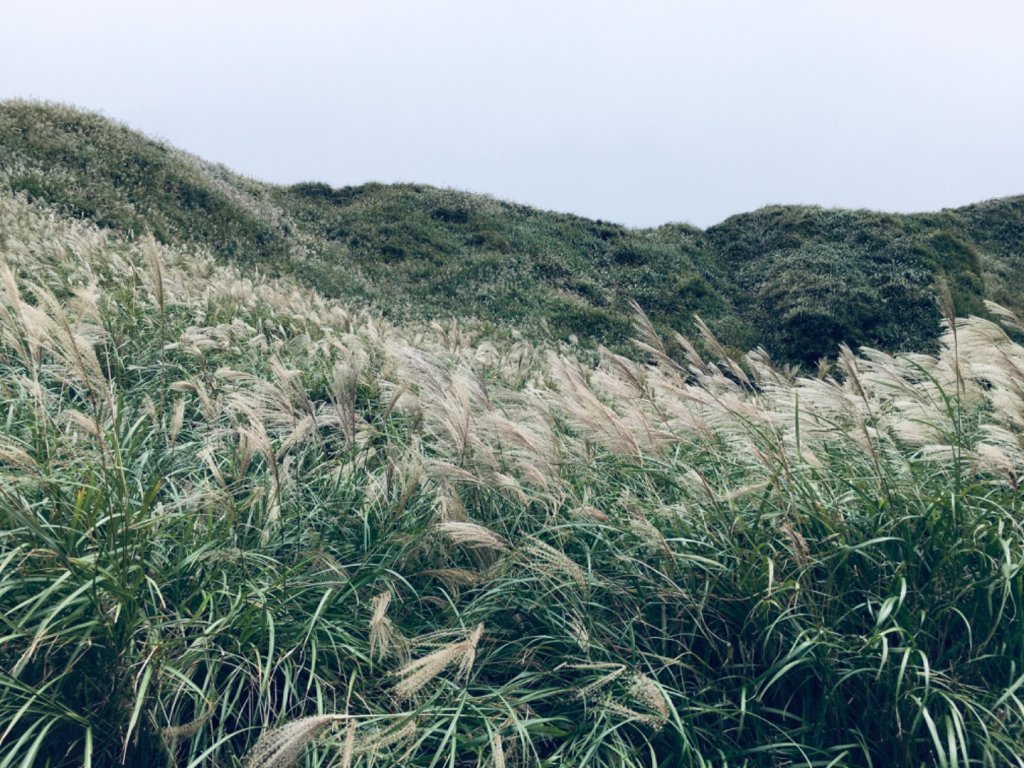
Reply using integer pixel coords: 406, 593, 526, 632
393, 623, 484, 699
243, 715, 348, 768
433, 521, 508, 552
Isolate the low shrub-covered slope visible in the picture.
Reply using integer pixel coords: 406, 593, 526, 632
3, 100, 1022, 363
4, 188, 1024, 766
706, 205, 1000, 363
275, 182, 734, 350
0, 101, 734, 351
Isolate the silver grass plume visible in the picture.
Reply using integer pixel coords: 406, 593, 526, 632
780, 520, 810, 569
142, 234, 165, 312
603, 699, 668, 730
571, 504, 609, 522
369, 591, 408, 662
339, 718, 357, 768
628, 673, 669, 725
168, 398, 186, 446
570, 662, 627, 700
393, 623, 484, 699
417, 568, 481, 593
159, 695, 217, 751
492, 730, 507, 768
0, 436, 37, 473
243, 714, 348, 768
357, 718, 418, 761
433, 520, 508, 552
0, 262, 39, 370
522, 536, 588, 589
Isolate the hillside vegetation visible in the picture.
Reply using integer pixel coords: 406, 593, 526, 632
2, 100, 1023, 364
4, 154, 1024, 766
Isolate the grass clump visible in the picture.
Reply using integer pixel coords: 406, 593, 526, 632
3, 186, 1024, 767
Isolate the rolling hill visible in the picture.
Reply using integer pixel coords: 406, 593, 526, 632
2, 99, 1022, 364
4, 100, 1024, 766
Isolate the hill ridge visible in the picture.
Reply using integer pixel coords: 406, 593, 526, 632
2, 99, 1022, 363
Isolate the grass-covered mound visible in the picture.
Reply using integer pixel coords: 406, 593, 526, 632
3, 100, 1023, 364
0, 101, 734, 351
707, 207, 991, 363
3, 189, 1024, 766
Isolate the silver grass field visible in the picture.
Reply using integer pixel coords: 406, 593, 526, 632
2, 186, 1024, 766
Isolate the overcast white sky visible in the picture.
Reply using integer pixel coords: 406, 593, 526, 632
2, 1, 1022, 228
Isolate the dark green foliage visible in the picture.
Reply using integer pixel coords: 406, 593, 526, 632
280, 182, 731, 349
950, 197, 1024, 309
708, 205, 1011, 362
0, 102, 740, 352
743, 243, 877, 362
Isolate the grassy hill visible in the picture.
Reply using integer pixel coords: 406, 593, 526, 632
706, 205, 996, 362
4, 103, 1024, 766
0, 101, 732, 352
3, 164, 1024, 766
3, 100, 1022, 364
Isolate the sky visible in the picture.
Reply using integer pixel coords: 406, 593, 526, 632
2, 0, 1022, 228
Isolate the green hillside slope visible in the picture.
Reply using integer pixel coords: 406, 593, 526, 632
0, 101, 734, 350
6, 103, 1024, 766
2, 99, 1022, 362
4, 179, 1024, 766
707, 206, 993, 362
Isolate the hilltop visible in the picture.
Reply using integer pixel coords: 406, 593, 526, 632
2, 99, 1023, 363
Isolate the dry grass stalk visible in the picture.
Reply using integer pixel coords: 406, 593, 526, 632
417, 568, 481, 592
572, 662, 627, 699
492, 730, 506, 768
548, 356, 641, 458
393, 623, 484, 699
571, 504, 609, 522
0, 436, 37, 473
357, 718, 418, 760
603, 699, 667, 730
331, 358, 361, 444
433, 521, 508, 552
433, 486, 468, 523
721, 480, 770, 502
243, 714, 348, 768
168, 398, 186, 446
142, 235, 165, 312
339, 718, 357, 768
369, 591, 408, 662
781, 520, 810, 568
523, 536, 588, 589
159, 694, 217, 750
629, 673, 669, 724
567, 613, 590, 651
